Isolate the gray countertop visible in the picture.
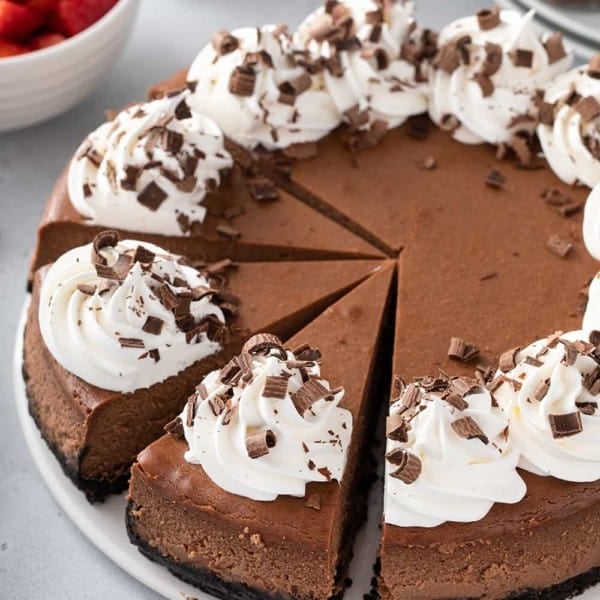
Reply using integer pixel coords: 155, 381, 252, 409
0, 1, 484, 598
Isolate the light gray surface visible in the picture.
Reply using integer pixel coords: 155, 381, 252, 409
0, 1, 484, 599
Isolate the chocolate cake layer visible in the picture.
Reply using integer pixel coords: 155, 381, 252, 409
126, 262, 396, 599
24, 259, 382, 501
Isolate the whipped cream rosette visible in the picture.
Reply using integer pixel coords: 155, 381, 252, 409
429, 8, 572, 149
187, 25, 341, 150
584, 271, 600, 330
177, 333, 352, 501
68, 91, 232, 236
39, 231, 231, 393
494, 331, 600, 482
538, 55, 600, 188
384, 374, 525, 528
296, 0, 432, 136
584, 183, 600, 261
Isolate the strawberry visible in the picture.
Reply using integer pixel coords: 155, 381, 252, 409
0, 0, 44, 41
0, 36, 27, 56
24, 0, 59, 15
30, 30, 64, 50
55, 0, 118, 37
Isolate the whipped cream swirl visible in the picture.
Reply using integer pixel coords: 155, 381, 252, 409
39, 234, 227, 393
296, 0, 430, 132
429, 9, 572, 146
180, 334, 352, 501
583, 271, 600, 331
187, 25, 341, 150
494, 331, 600, 482
384, 375, 525, 528
68, 91, 232, 236
538, 58, 600, 188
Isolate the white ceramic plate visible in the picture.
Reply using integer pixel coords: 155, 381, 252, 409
496, 0, 599, 60
517, 0, 600, 46
13, 297, 382, 600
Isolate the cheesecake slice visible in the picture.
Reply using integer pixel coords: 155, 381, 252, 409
126, 260, 395, 600
24, 235, 383, 502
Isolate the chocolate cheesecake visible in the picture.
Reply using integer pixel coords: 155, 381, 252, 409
24, 232, 383, 501
126, 261, 396, 600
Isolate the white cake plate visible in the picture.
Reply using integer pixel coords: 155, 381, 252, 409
13, 296, 382, 600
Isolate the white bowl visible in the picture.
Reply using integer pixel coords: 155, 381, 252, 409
0, 0, 139, 132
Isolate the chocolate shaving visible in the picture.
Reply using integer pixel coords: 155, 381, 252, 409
473, 72, 494, 97
243, 333, 286, 358
444, 392, 469, 411
133, 245, 156, 265
547, 234, 573, 258
538, 101, 555, 126
549, 412, 583, 438
92, 230, 119, 266
317, 466, 332, 481
142, 316, 164, 335
344, 105, 370, 129
389, 451, 422, 484
246, 430, 276, 459
77, 283, 97, 296
590, 330, 600, 346
247, 178, 279, 202
212, 30, 239, 55
305, 493, 321, 510
278, 73, 312, 101
138, 181, 167, 211
576, 401, 598, 415
82, 183, 93, 198
185, 396, 196, 427
575, 96, 600, 122
291, 379, 336, 416
534, 378, 550, 401
164, 416, 184, 439
451, 416, 489, 444
160, 129, 184, 154
544, 32, 567, 65
216, 223, 241, 239
499, 347, 520, 372
293, 343, 322, 362
208, 394, 227, 417
174, 98, 192, 120
229, 66, 256, 96
263, 375, 289, 399
510, 48, 533, 68
118, 337, 145, 349
588, 54, 600, 79
158, 284, 179, 310
477, 8, 501, 31
386, 414, 408, 442
447, 336, 479, 362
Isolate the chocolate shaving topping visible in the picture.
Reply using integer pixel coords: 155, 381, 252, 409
549, 412, 583, 438
133, 245, 156, 264
344, 105, 370, 129
229, 66, 256, 96
205, 258, 236, 275
590, 330, 600, 346
118, 337, 145, 349
510, 135, 532, 167
447, 336, 479, 362
538, 101, 555, 126
547, 234, 573, 259
263, 375, 289, 399
160, 129, 184, 154
278, 72, 312, 101
216, 223, 241, 239
588, 54, 600, 79
524, 355, 543, 367
451, 416, 489, 444
174, 98, 192, 120
293, 343, 322, 362
499, 347, 520, 372
576, 401, 598, 415
208, 393, 227, 417
243, 333, 286, 358
575, 96, 600, 122
386, 414, 408, 442
477, 7, 501, 31
291, 379, 336, 416
142, 316, 164, 335
534, 378, 550, 401
510, 48, 533, 68
544, 32, 567, 65
246, 429, 276, 459
77, 283, 96, 296
138, 181, 167, 211
83, 183, 92, 197
389, 451, 422, 484
164, 416, 184, 439
473, 72, 494, 97
158, 284, 179, 310
247, 177, 279, 202
92, 230, 119, 266
317, 466, 332, 481
212, 29, 239, 55
305, 493, 321, 510
120, 165, 140, 191
185, 396, 196, 427
440, 114, 460, 133
444, 392, 469, 411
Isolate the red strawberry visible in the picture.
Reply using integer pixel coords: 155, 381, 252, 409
30, 30, 64, 49
0, 36, 27, 56
24, 0, 59, 15
55, 0, 118, 37
0, 0, 44, 41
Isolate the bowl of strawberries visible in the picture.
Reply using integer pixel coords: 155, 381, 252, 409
0, 0, 138, 132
